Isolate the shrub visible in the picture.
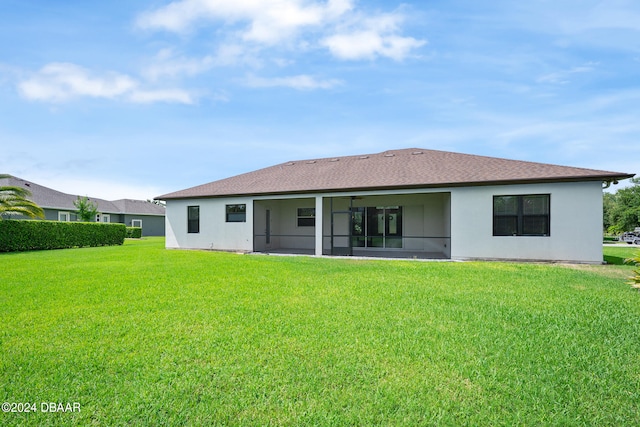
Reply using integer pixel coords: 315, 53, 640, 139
627, 251, 640, 289
0, 220, 126, 252
126, 227, 142, 238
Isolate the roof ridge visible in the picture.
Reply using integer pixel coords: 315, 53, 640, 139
285, 147, 430, 164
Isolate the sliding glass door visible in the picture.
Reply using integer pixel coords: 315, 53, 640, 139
352, 206, 402, 249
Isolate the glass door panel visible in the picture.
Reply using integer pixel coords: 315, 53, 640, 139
366, 207, 385, 247
351, 207, 365, 247
385, 207, 402, 248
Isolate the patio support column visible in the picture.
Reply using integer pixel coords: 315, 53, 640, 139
315, 195, 323, 256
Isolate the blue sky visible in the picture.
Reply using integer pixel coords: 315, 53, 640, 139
1, 0, 638, 200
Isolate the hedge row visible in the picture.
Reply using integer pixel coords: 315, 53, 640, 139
0, 220, 126, 252
126, 227, 142, 239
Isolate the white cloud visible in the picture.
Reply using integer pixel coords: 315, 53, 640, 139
18, 63, 136, 102
322, 12, 426, 60
244, 74, 342, 90
18, 62, 194, 104
137, 0, 354, 44
323, 31, 425, 61
136, 0, 424, 60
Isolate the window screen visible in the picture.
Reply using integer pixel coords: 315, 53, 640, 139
188, 206, 200, 233
226, 204, 246, 222
493, 195, 549, 236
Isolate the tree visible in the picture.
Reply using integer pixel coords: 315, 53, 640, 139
603, 192, 617, 232
606, 178, 640, 234
0, 174, 45, 220
74, 196, 98, 222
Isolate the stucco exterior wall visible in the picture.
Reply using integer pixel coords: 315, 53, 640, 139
122, 214, 165, 236
165, 197, 254, 251
449, 181, 603, 263
165, 180, 604, 263
39, 209, 166, 236
42, 208, 78, 222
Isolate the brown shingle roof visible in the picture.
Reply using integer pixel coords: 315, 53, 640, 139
0, 175, 165, 215
158, 148, 635, 199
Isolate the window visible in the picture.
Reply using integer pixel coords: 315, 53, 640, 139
94, 213, 110, 223
493, 195, 550, 236
131, 219, 142, 228
58, 212, 70, 222
226, 204, 246, 222
297, 208, 315, 227
188, 206, 200, 233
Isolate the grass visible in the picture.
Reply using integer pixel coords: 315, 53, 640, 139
2, 238, 640, 426
603, 243, 640, 265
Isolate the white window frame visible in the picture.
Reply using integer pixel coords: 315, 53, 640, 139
58, 211, 71, 222
297, 208, 316, 227
96, 213, 110, 223
131, 219, 142, 228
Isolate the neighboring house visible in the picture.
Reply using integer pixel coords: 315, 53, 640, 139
158, 148, 634, 263
0, 175, 165, 236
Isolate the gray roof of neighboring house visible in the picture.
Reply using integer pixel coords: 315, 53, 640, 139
158, 148, 635, 199
0, 175, 165, 216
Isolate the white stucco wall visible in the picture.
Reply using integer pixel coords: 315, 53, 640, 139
165, 180, 604, 262
165, 197, 254, 252
450, 181, 604, 263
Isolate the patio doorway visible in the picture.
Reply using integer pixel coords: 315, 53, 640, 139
331, 209, 352, 256
352, 206, 402, 249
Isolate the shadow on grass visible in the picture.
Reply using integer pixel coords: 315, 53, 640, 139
604, 255, 629, 265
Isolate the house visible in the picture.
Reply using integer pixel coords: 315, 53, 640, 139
158, 148, 634, 263
0, 175, 165, 236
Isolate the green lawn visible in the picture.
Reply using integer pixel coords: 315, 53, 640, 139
603, 243, 640, 265
2, 238, 640, 426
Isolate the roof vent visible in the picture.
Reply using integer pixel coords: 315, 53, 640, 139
412, 151, 424, 155
384, 153, 395, 157
285, 162, 295, 166
306, 160, 317, 164
358, 155, 369, 159
329, 158, 339, 162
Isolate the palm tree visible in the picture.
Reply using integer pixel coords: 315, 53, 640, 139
0, 174, 45, 219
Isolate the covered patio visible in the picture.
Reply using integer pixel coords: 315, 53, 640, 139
253, 192, 451, 259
